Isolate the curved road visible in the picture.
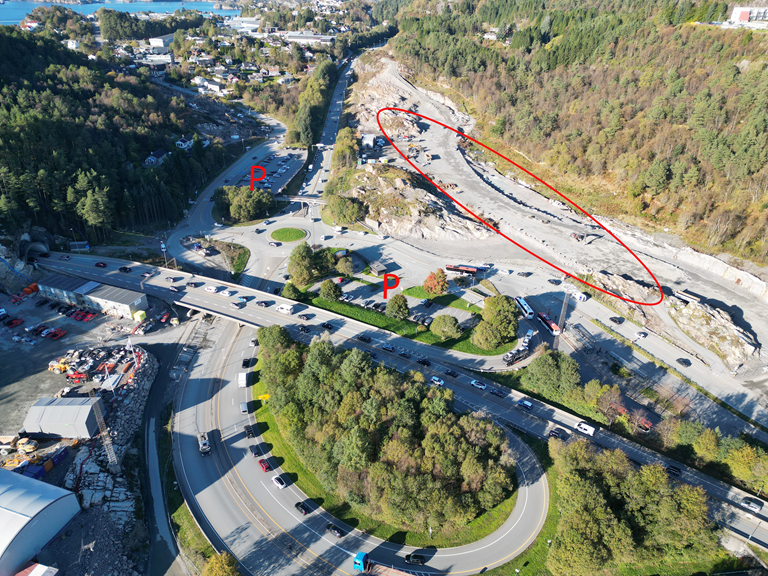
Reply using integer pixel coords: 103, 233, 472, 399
171, 320, 548, 576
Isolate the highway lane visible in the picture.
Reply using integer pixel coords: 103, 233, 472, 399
39, 253, 768, 555
174, 318, 549, 576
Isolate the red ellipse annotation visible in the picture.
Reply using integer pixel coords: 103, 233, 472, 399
375, 107, 664, 306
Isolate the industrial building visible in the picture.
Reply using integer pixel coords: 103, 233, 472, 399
283, 31, 335, 45
730, 6, 768, 21
23, 397, 106, 439
0, 469, 80, 576
38, 273, 147, 318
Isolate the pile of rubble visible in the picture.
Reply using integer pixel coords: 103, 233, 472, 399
50, 347, 159, 573
669, 300, 760, 371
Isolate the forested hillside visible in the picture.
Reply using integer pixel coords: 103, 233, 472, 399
257, 325, 516, 531
98, 9, 204, 41
378, 0, 768, 263
0, 27, 228, 241
546, 438, 720, 575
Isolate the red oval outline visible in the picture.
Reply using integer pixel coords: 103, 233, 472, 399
376, 107, 663, 306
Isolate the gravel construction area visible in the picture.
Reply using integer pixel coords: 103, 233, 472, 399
356, 56, 768, 382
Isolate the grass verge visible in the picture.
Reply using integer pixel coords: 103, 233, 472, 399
159, 405, 215, 572
311, 296, 514, 355
251, 360, 517, 547
402, 286, 482, 313
270, 228, 307, 242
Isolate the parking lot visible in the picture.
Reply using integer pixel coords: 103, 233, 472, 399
0, 292, 178, 437
233, 150, 306, 194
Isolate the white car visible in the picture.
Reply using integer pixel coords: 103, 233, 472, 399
222, 290, 235, 297
470, 379, 487, 390
430, 376, 444, 387
250, 338, 257, 347
272, 476, 286, 489
635, 332, 648, 339
213, 222, 223, 228
205, 286, 218, 293
499, 269, 513, 275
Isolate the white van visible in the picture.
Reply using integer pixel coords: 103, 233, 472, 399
576, 422, 596, 436
574, 293, 588, 302
240, 402, 248, 414
238, 373, 248, 388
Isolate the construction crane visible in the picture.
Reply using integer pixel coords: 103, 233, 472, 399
88, 389, 118, 471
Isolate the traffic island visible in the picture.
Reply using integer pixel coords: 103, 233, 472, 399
270, 227, 307, 242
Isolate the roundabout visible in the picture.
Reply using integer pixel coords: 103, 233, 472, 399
270, 228, 308, 243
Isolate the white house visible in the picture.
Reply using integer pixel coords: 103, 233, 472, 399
362, 134, 375, 149
175, 134, 195, 150
277, 74, 294, 85
66, 39, 79, 50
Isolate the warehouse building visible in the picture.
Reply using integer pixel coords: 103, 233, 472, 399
23, 397, 106, 439
0, 469, 80, 576
38, 273, 147, 318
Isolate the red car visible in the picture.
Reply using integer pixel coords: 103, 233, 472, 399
72, 311, 85, 321
160, 312, 170, 323
49, 329, 66, 340
7, 319, 23, 328
31, 325, 47, 336
259, 459, 271, 472
95, 262, 107, 268
82, 313, 95, 322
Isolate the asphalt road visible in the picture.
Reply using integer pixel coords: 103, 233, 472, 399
38, 253, 768, 556
172, 319, 549, 576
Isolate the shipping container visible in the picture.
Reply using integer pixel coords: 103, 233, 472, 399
43, 458, 54, 472
51, 447, 69, 465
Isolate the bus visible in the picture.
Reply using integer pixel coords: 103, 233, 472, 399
537, 312, 561, 336
445, 264, 479, 277
515, 297, 535, 320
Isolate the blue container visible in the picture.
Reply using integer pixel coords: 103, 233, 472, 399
26, 465, 46, 479
51, 447, 69, 466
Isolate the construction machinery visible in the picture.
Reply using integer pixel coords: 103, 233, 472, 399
48, 358, 70, 374
0, 435, 19, 456
16, 438, 39, 455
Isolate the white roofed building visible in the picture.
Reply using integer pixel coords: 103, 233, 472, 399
0, 469, 80, 576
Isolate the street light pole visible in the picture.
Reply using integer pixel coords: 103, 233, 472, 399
70, 228, 79, 254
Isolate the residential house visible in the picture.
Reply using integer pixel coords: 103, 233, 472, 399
206, 80, 224, 93
175, 134, 196, 150
277, 74, 294, 85
144, 149, 168, 167
267, 66, 280, 76
483, 32, 497, 40
191, 76, 207, 86
249, 74, 264, 83
227, 74, 240, 84
66, 39, 79, 50
225, 57, 233, 65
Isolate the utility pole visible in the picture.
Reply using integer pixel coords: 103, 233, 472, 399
553, 292, 570, 351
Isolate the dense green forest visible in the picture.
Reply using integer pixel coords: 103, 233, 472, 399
0, 27, 229, 241
257, 324, 516, 531
546, 438, 720, 575
376, 0, 768, 262
24, 6, 94, 41
98, 9, 205, 41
